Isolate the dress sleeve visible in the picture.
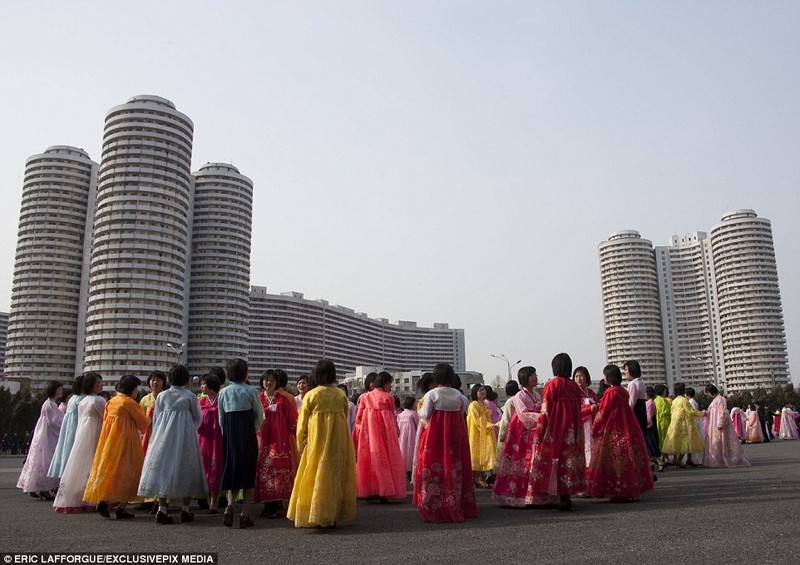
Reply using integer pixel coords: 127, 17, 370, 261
129, 398, 151, 434
296, 394, 310, 452
190, 393, 203, 430
252, 389, 265, 431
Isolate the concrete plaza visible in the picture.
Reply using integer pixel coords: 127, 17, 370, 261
1, 441, 798, 564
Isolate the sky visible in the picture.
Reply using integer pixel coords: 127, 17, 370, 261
1, 1, 798, 385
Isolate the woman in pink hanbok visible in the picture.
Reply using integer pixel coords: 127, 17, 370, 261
745, 404, 764, 443
353, 372, 407, 501
17, 382, 64, 500
702, 385, 749, 468
492, 366, 543, 507
778, 405, 799, 440
397, 397, 419, 480
729, 404, 745, 441
198, 372, 224, 513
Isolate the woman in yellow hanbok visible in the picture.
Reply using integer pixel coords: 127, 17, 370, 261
83, 375, 149, 519
467, 384, 497, 487
660, 382, 704, 467
287, 360, 356, 529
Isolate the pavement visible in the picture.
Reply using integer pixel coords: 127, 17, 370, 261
1, 440, 799, 564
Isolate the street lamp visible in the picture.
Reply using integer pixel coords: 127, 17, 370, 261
689, 355, 719, 391
490, 354, 522, 384
165, 341, 185, 364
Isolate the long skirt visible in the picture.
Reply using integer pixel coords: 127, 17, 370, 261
220, 410, 258, 491
644, 425, 661, 457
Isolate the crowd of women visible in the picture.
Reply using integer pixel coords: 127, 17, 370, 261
15, 355, 800, 528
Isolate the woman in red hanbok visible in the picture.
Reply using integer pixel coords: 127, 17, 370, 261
492, 366, 542, 507
530, 353, 585, 511
585, 365, 654, 501
198, 372, 224, 513
254, 369, 299, 517
353, 372, 407, 501
413, 363, 476, 523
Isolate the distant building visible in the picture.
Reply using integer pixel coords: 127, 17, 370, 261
599, 210, 790, 393
249, 287, 466, 381
0, 311, 7, 375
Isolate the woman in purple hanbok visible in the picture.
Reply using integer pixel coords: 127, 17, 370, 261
702, 385, 749, 468
17, 382, 64, 500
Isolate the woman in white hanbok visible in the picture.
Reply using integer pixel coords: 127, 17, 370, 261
778, 405, 799, 440
138, 365, 207, 524
53, 374, 107, 512
47, 375, 85, 479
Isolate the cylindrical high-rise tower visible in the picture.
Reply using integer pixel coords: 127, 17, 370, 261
709, 210, 789, 391
598, 231, 666, 378
83, 95, 194, 376
186, 163, 253, 376
5, 146, 98, 388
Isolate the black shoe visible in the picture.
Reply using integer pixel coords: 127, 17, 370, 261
148, 504, 159, 515
180, 511, 194, 523
197, 499, 209, 510
97, 501, 110, 518
116, 508, 135, 519
155, 511, 174, 525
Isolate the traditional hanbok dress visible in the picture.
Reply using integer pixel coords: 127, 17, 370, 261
661, 396, 704, 455
397, 408, 420, 474
654, 395, 671, 450
586, 385, 654, 499
197, 395, 224, 493
254, 389, 299, 503
83, 394, 150, 504
492, 388, 542, 507
467, 400, 497, 472
730, 406, 745, 440
139, 392, 158, 454
17, 398, 64, 494
353, 388, 407, 499
644, 397, 661, 458
288, 384, 356, 528
579, 387, 598, 466
138, 386, 207, 499
530, 376, 585, 497
413, 386, 476, 523
627, 377, 647, 436
218, 381, 264, 491
703, 395, 750, 467
48, 393, 85, 479
53, 394, 107, 512
778, 407, 799, 440
745, 411, 765, 443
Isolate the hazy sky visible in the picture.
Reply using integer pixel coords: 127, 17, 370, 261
1, 1, 798, 384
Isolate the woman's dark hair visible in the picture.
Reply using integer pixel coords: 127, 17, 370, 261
260, 369, 276, 391
376, 371, 393, 389
505, 380, 520, 397
518, 366, 536, 388
297, 375, 309, 387
364, 372, 378, 392
403, 396, 416, 410
394, 395, 401, 409
275, 369, 289, 389
645, 385, 655, 399
201, 373, 221, 394
417, 373, 434, 395
552, 353, 572, 378
226, 358, 248, 383
470, 383, 485, 401
118, 375, 141, 396
209, 366, 227, 384
603, 364, 622, 386
312, 359, 337, 385
46, 381, 63, 399
674, 382, 686, 396
623, 360, 641, 379
572, 366, 591, 385
432, 363, 455, 387
484, 386, 498, 402
73, 375, 85, 396
82, 372, 102, 395
653, 384, 667, 396
705, 384, 719, 396
169, 364, 190, 387
452, 373, 462, 391
685, 387, 696, 398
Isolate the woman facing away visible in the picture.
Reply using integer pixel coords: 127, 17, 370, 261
288, 359, 357, 529
467, 384, 497, 488
729, 403, 745, 441
47, 375, 85, 480
254, 369, 299, 519
778, 405, 799, 440
197, 372, 224, 513
492, 366, 543, 507
702, 385, 750, 468
83, 375, 150, 519
353, 371, 407, 502
661, 382, 705, 466
218, 358, 264, 529
585, 365, 654, 501
397, 396, 420, 481
138, 364, 208, 525
530, 353, 585, 511
53, 373, 107, 513
413, 363, 476, 523
17, 381, 64, 500
745, 404, 765, 443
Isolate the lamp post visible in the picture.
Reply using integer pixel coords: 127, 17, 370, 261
165, 341, 185, 364
490, 354, 522, 384
689, 355, 719, 391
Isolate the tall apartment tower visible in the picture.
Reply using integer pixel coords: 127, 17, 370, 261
709, 210, 789, 390
83, 96, 195, 376
186, 163, 253, 376
598, 231, 667, 379
4, 147, 98, 385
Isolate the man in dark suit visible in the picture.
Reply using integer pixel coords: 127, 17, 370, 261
756, 401, 771, 443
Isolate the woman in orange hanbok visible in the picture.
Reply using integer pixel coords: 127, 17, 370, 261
254, 369, 299, 518
83, 375, 150, 519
